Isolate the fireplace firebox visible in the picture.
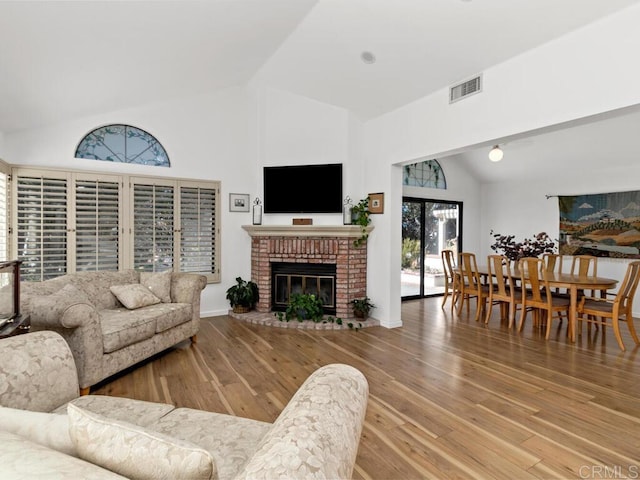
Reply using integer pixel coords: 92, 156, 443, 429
271, 262, 336, 315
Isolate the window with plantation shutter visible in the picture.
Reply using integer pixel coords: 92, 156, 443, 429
15, 174, 68, 281
132, 180, 175, 272
179, 183, 219, 281
10, 167, 220, 283
75, 176, 121, 272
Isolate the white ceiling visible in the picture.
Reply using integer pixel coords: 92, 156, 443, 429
1, 0, 639, 180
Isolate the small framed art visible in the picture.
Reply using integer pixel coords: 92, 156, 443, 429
229, 193, 250, 212
368, 192, 384, 214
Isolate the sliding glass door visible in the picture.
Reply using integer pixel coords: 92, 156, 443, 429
401, 197, 462, 299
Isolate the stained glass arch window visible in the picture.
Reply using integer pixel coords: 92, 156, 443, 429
75, 124, 170, 167
403, 159, 446, 189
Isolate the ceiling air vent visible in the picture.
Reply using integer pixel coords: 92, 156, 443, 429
449, 74, 482, 104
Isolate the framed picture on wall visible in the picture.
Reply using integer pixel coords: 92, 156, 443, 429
229, 193, 250, 212
368, 192, 384, 214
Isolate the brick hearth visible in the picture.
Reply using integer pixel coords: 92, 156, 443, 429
242, 225, 372, 319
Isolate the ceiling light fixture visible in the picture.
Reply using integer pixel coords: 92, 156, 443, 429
361, 51, 376, 64
488, 145, 503, 162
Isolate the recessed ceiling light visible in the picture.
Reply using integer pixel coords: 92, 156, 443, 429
361, 51, 376, 64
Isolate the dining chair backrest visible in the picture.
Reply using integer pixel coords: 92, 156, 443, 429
441, 249, 457, 282
519, 257, 547, 303
459, 252, 481, 290
542, 253, 560, 274
487, 255, 512, 297
616, 261, 640, 313
570, 255, 597, 277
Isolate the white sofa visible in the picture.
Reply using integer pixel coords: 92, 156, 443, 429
0, 331, 369, 479
21, 270, 207, 394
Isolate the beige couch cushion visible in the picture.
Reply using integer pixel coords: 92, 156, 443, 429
0, 406, 74, 456
53, 395, 176, 428
110, 284, 161, 309
0, 430, 125, 479
140, 271, 172, 303
99, 309, 158, 353
146, 303, 193, 333
68, 404, 216, 480
148, 408, 271, 480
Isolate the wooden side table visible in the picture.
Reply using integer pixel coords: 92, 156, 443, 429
0, 314, 30, 339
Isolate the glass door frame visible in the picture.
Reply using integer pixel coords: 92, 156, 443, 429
401, 196, 463, 301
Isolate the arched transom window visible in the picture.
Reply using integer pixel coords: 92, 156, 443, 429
75, 124, 170, 167
403, 159, 446, 189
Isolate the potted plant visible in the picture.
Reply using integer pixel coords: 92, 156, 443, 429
225, 276, 259, 313
489, 230, 556, 261
281, 293, 324, 322
352, 197, 371, 247
351, 297, 375, 318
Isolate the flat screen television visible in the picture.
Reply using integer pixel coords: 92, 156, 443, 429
263, 163, 343, 214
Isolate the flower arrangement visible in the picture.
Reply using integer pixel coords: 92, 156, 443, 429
489, 230, 556, 262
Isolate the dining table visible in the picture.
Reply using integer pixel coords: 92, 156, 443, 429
471, 265, 618, 342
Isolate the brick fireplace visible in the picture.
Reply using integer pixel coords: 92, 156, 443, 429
242, 225, 372, 319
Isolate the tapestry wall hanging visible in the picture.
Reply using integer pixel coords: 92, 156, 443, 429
558, 190, 640, 258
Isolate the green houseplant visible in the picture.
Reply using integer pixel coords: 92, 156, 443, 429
280, 293, 324, 322
352, 197, 371, 247
351, 297, 375, 318
225, 276, 259, 313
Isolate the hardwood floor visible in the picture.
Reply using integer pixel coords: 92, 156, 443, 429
94, 298, 640, 479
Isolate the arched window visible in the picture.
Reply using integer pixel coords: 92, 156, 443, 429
75, 124, 170, 167
403, 159, 446, 189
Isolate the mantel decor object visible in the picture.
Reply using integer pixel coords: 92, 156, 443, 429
252, 197, 263, 225
368, 192, 384, 214
343, 196, 353, 225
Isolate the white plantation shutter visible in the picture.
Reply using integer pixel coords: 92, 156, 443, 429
75, 177, 121, 271
133, 180, 175, 272
179, 183, 219, 281
0, 170, 8, 262
15, 174, 68, 281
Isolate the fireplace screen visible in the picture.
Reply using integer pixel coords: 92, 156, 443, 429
271, 263, 336, 314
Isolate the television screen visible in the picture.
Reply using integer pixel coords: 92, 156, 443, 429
263, 163, 343, 214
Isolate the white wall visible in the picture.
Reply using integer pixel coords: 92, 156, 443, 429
256, 86, 365, 226
362, 4, 640, 326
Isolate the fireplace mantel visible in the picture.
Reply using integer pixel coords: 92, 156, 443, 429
242, 225, 373, 238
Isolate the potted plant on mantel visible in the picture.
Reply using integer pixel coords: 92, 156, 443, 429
225, 276, 259, 313
351, 197, 371, 247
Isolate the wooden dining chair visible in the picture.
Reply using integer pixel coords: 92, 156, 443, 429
441, 249, 460, 312
576, 260, 640, 351
457, 252, 489, 322
485, 255, 521, 328
517, 257, 570, 339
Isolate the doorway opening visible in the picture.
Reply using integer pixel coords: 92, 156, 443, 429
401, 197, 462, 299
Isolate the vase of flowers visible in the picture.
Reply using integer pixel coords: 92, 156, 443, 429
490, 230, 556, 261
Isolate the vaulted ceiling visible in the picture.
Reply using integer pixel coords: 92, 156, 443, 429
1, 0, 638, 178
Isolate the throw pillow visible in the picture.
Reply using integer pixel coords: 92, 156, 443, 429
67, 404, 216, 480
140, 271, 172, 303
110, 284, 161, 310
0, 406, 75, 456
